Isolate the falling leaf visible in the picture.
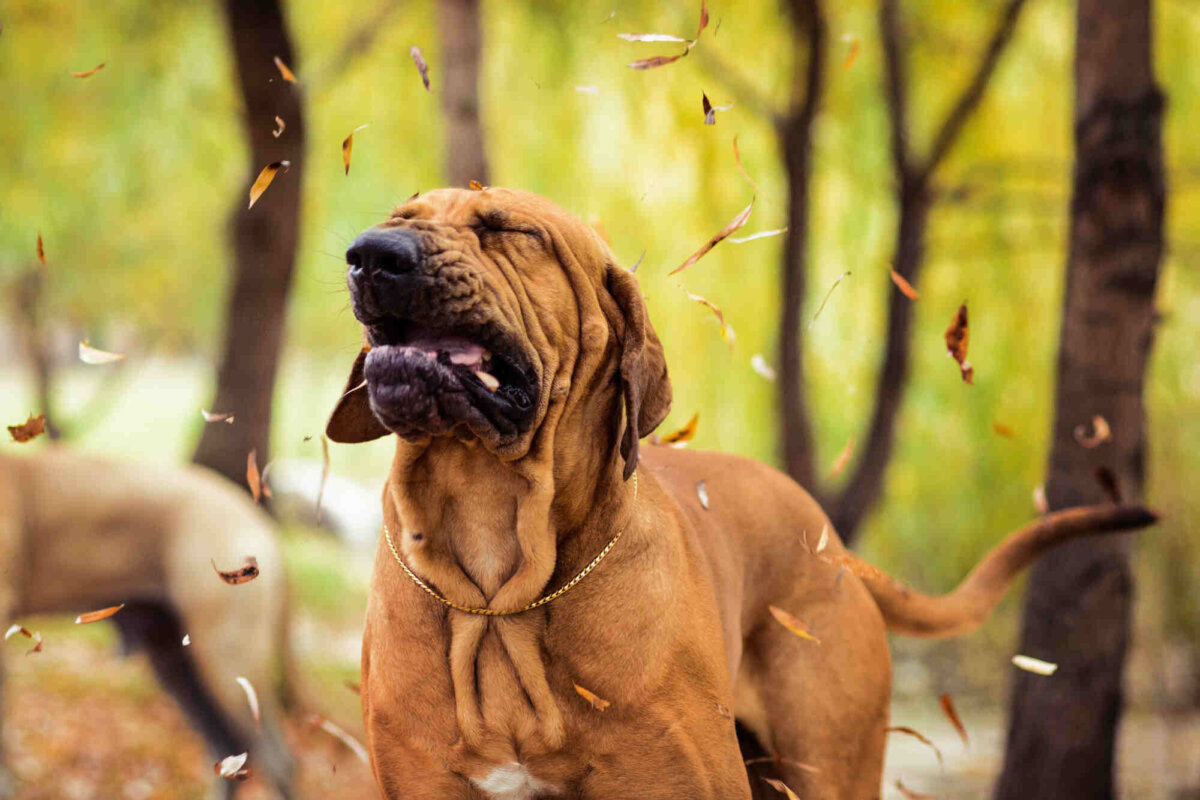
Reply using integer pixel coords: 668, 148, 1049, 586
8, 413, 46, 443
182, 634, 191, 646
273, 56, 296, 83
70, 63, 106, 78
5, 625, 43, 655
469, 180, 485, 190
1033, 484, 1049, 514
236, 676, 261, 727
409, 46, 431, 91
695, 0, 709, 38
729, 228, 787, 244
629, 51, 692, 69
701, 93, 733, 125
248, 160, 289, 209
750, 354, 776, 381
212, 556, 260, 585
618, 33, 689, 43
272, 116, 285, 138
342, 123, 370, 175
825, 552, 892, 585
625, 2, 707, 69
79, 340, 126, 364
814, 524, 829, 554
36, 232, 46, 263
670, 200, 754, 275
246, 449, 262, 502
768, 605, 820, 644
696, 479, 710, 509
310, 715, 370, 764
828, 437, 855, 478
74, 604, 124, 625
575, 85, 600, 95
630, 251, 646, 273
944, 303, 974, 384
809, 271, 850, 329
895, 780, 937, 800
661, 413, 699, 445
938, 694, 969, 747
762, 778, 801, 800
573, 683, 611, 711
683, 288, 736, 346
201, 409, 235, 424
886, 726, 943, 766
258, 460, 274, 499
993, 422, 1014, 438
214, 753, 251, 781
1012, 654, 1058, 676
316, 434, 331, 524
841, 36, 861, 71
1073, 415, 1111, 448
890, 269, 918, 299
732, 136, 763, 197
1093, 466, 1121, 503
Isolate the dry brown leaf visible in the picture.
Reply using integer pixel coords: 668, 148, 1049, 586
733, 136, 763, 197
696, 479, 709, 510
316, 434, 331, 524
8, 413, 46, 443
886, 726, 944, 766
629, 51, 693, 69
890, 268, 918, 299
1093, 466, 1121, 503
841, 36, 861, 71
36, 232, 45, 263
70, 63, 106, 78
5, 624, 44, 655
683, 288, 736, 346
342, 123, 370, 175
236, 676, 261, 727
660, 413, 699, 445
310, 715, 370, 764
750, 354, 777, 381
248, 160, 289, 209
768, 605, 820, 644
573, 683, 611, 711
273, 56, 296, 83
895, 779, 938, 800
1012, 654, 1058, 675
74, 604, 124, 625
410, 46, 431, 91
201, 409, 235, 424
214, 753, 251, 781
670, 200, 754, 275
762, 778, 801, 800
469, 180, 485, 190
246, 449, 262, 502
272, 116, 285, 138
212, 556, 260, 585
79, 340, 126, 364
993, 422, 1014, 438
828, 437, 855, 478
943, 303, 974, 384
938, 693, 969, 747
695, 0, 709, 38
1073, 415, 1111, 448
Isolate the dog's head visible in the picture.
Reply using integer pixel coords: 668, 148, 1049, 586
327, 187, 670, 478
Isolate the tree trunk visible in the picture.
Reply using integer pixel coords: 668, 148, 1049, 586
995, 0, 1164, 796
439, 0, 490, 187
193, 0, 306, 489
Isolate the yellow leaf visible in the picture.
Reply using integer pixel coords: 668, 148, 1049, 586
574, 683, 611, 711
768, 605, 820, 644
660, 413, 699, 445
248, 160, 289, 209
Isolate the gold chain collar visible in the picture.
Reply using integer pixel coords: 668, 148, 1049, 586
382, 470, 638, 616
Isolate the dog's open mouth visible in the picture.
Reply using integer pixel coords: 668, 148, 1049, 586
362, 319, 537, 444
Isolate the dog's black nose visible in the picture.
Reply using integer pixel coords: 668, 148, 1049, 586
346, 228, 421, 276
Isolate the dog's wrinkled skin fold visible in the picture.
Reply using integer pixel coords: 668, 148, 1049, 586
328, 188, 1156, 800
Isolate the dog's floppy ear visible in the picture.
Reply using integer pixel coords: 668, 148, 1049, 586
326, 346, 390, 443
606, 264, 672, 480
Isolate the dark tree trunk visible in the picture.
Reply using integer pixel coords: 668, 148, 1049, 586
193, 0, 306, 488
439, 0, 489, 187
995, 0, 1164, 796
12, 268, 61, 440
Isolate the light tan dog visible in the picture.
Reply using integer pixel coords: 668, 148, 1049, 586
326, 187, 1155, 799
0, 449, 296, 799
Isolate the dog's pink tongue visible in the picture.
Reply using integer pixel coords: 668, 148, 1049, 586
405, 334, 487, 366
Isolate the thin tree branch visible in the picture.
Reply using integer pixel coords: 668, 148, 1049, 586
879, 0, 913, 181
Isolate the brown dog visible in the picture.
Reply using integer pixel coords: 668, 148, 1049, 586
326, 187, 1154, 799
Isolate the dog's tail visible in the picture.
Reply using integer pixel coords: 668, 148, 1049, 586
845, 504, 1156, 639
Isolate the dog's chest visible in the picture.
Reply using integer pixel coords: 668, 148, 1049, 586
472, 763, 557, 800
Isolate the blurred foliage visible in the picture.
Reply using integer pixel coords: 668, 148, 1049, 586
1, 0, 1198, 670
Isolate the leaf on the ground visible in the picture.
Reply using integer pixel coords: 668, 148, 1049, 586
316, 434, 331, 524
273, 56, 296, 83
938, 693, 969, 747
5, 624, 44, 655
886, 726, 943, 766
272, 116, 285, 138
1032, 483, 1048, 514
1073, 415, 1111, 448
895, 779, 938, 800
74, 604, 124, 625
828, 437, 855, 478
342, 123, 370, 175
729, 228, 786, 244
809, 271, 850, 329
762, 778, 801, 800
310, 715, 370, 764
214, 752, 251, 780
733, 136, 763, 197
660, 413, 699, 445
1093, 466, 1121, 503
246, 449, 262, 502
683, 288, 736, 346
696, 479, 709, 509
212, 556, 260, 585
8, 413, 46, 443
70, 63, 106, 78
410, 46, 431, 91
201, 409, 235, 424
701, 92, 733, 125
236, 676, 261, 727
79, 340, 126, 364
841, 36, 861, 71
768, 605, 820, 644
670, 200, 754, 275
750, 354, 777, 381
992, 422, 1014, 438
890, 268, 918, 299
37, 232, 46, 263
1012, 654, 1058, 676
944, 303, 974, 384
248, 160, 289, 209
573, 683, 611, 711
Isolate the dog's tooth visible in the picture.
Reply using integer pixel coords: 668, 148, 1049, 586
474, 370, 500, 391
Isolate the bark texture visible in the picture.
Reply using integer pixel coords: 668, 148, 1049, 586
439, 0, 490, 187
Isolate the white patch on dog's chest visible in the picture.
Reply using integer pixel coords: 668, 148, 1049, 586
471, 763, 557, 799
